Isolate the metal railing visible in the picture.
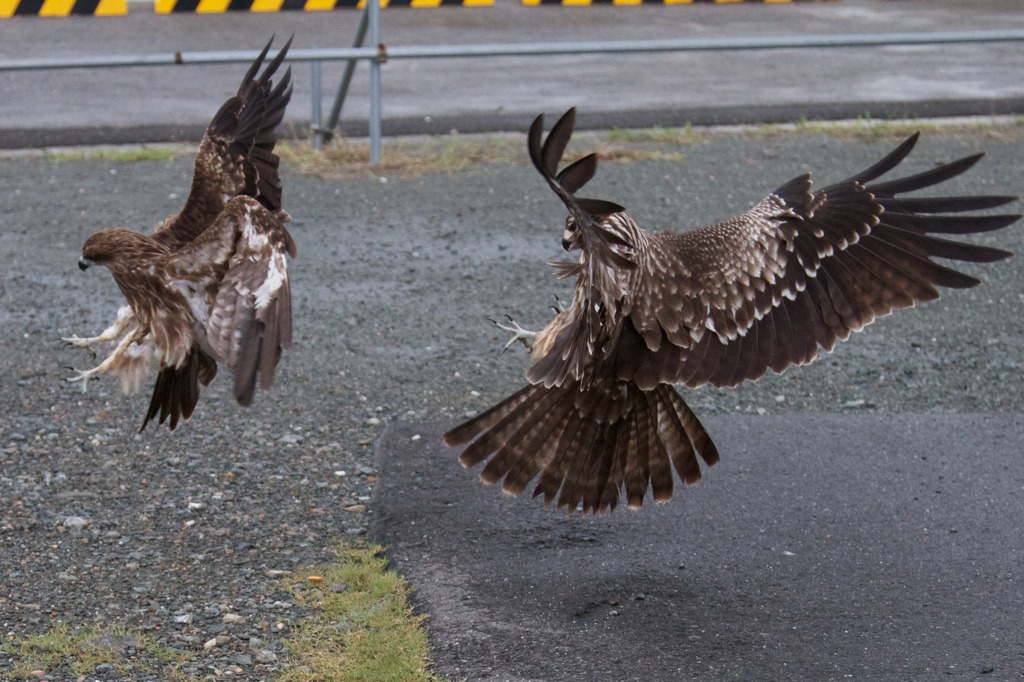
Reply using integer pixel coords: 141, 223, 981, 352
2, 16, 1024, 162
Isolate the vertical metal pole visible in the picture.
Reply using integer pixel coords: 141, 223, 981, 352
311, 59, 323, 150
368, 0, 382, 164
322, 9, 369, 141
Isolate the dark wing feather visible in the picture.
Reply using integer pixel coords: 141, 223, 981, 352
155, 37, 293, 250
528, 109, 625, 228
624, 135, 1020, 390
163, 196, 294, 407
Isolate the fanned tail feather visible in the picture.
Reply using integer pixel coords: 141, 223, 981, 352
444, 382, 718, 513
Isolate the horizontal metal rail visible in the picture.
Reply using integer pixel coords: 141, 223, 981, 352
3, 29, 1024, 72
1, 28, 1023, 161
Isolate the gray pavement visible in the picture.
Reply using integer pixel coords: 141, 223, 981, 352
1, 0, 1024, 147
374, 414, 1024, 681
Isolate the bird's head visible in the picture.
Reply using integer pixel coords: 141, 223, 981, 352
79, 228, 163, 274
562, 215, 582, 252
529, 108, 632, 265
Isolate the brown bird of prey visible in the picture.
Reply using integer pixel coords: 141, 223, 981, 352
63, 38, 295, 431
445, 107, 1020, 513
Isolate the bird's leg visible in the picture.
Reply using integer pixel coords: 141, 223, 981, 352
491, 314, 538, 354
62, 306, 135, 352
65, 329, 138, 393
549, 293, 567, 314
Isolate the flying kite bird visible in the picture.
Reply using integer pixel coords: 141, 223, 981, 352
63, 38, 295, 431
445, 107, 1020, 514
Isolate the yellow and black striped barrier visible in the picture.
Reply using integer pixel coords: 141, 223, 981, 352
1, 0, 820, 16
523, 0, 827, 4
155, 0, 489, 11
0, 0, 125, 15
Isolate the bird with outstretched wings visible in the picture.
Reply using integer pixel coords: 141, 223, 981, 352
64, 37, 295, 431
446, 107, 1020, 513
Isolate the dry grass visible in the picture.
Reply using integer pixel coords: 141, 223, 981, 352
277, 130, 684, 179
278, 115, 1023, 179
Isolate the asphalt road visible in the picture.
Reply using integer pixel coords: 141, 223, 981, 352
1, 0, 1023, 147
374, 413, 1024, 681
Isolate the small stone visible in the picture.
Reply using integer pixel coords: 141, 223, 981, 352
254, 649, 277, 664
174, 614, 194, 624
222, 613, 245, 624
62, 515, 89, 530
204, 637, 219, 650
365, 417, 381, 426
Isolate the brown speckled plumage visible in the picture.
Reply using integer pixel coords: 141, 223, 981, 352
446, 107, 1020, 513
67, 38, 294, 432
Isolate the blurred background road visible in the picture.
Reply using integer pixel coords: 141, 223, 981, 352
1, 0, 1023, 147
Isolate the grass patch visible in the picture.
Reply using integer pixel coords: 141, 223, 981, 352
278, 133, 523, 178
607, 123, 699, 145
278, 542, 451, 682
281, 115, 1022, 178
1, 622, 186, 680
38, 144, 185, 163
279, 131, 683, 178
754, 114, 1024, 143
1, 544, 446, 681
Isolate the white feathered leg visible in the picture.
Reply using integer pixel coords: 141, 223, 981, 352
62, 306, 136, 350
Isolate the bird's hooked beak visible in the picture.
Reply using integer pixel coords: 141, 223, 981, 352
78, 257, 94, 271
561, 237, 573, 251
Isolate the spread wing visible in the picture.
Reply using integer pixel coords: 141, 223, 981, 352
620, 134, 1020, 390
155, 37, 293, 250
164, 196, 295, 406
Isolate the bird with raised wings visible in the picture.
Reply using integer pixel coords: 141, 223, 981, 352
63, 38, 295, 431
445, 107, 1020, 513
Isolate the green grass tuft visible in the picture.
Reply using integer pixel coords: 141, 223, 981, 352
1, 622, 186, 679
277, 542, 452, 682
41, 145, 183, 163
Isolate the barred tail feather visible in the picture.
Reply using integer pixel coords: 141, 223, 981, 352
444, 382, 718, 513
